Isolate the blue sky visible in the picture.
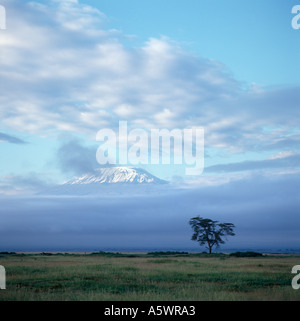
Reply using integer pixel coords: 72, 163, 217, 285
84, 0, 300, 86
0, 0, 299, 250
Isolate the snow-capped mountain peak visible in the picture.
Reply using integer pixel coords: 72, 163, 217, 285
65, 167, 167, 185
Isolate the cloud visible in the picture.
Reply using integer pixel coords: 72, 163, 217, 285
205, 153, 300, 174
0, 0, 299, 142
268, 151, 296, 160
56, 138, 99, 175
0, 173, 52, 195
0, 172, 299, 251
0, 132, 27, 144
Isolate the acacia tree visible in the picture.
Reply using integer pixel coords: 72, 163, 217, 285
189, 216, 235, 254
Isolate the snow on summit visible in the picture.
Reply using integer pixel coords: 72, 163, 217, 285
66, 167, 167, 185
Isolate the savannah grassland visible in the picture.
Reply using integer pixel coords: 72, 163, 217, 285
0, 252, 299, 301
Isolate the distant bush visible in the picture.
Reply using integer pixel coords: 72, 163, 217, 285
192, 252, 227, 258
0, 251, 16, 255
90, 251, 122, 256
229, 251, 263, 257
89, 252, 138, 258
147, 251, 189, 256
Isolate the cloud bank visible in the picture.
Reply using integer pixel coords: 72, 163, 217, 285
0, 132, 27, 144
0, 0, 299, 157
0, 172, 299, 251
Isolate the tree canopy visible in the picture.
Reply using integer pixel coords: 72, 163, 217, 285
189, 216, 235, 253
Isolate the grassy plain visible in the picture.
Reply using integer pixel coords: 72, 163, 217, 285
0, 252, 299, 301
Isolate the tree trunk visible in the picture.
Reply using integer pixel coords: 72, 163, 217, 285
207, 242, 212, 254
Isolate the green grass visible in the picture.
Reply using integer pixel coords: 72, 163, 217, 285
0, 253, 299, 301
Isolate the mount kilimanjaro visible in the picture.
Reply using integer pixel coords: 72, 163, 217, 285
42, 167, 168, 195
66, 167, 167, 185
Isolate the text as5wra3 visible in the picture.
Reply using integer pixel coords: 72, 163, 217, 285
104, 305, 196, 318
